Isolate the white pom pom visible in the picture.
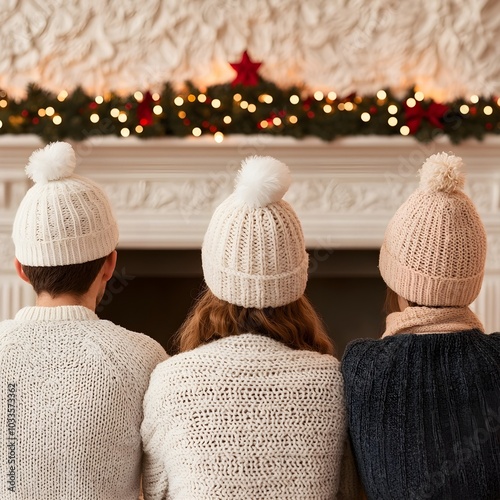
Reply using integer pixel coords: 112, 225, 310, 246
25, 142, 76, 184
234, 156, 291, 208
419, 152, 465, 194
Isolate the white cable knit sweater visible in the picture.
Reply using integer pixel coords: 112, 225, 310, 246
0, 305, 167, 499
141, 333, 348, 500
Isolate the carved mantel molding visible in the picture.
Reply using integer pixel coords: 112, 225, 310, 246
0, 135, 499, 327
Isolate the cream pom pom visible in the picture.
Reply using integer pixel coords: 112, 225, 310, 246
25, 142, 76, 184
419, 152, 465, 194
234, 156, 292, 208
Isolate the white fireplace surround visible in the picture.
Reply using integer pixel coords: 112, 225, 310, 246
1, 135, 499, 332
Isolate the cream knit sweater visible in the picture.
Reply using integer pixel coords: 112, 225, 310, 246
0, 305, 167, 499
141, 333, 348, 500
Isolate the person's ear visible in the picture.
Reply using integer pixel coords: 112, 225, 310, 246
101, 251, 118, 282
14, 259, 30, 284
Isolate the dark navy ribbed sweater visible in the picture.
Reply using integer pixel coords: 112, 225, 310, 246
342, 330, 500, 500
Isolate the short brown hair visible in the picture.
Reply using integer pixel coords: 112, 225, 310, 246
22, 256, 107, 297
176, 288, 334, 355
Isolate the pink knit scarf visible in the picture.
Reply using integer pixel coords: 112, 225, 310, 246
382, 306, 484, 338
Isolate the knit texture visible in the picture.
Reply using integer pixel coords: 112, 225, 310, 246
379, 152, 487, 306
202, 157, 308, 309
342, 330, 500, 500
141, 334, 347, 500
0, 306, 167, 499
12, 142, 119, 266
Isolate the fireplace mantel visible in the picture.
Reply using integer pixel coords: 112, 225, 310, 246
1, 135, 499, 330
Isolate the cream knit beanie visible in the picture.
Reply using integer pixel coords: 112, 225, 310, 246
202, 156, 308, 309
379, 152, 487, 307
12, 142, 119, 266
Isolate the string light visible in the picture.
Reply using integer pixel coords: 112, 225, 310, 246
135, 125, 143, 133
388, 105, 398, 114
240, 100, 248, 109
187, 94, 196, 102
0, 99, 7, 108
214, 131, 224, 143
90, 113, 100, 123
52, 115, 62, 125
178, 111, 186, 118
361, 112, 371, 122
223, 115, 232, 124
38, 109, 46, 117
323, 104, 333, 113
338, 103, 345, 110
406, 98, 416, 108
344, 102, 354, 111
272, 117, 282, 126
328, 91, 337, 101
388, 117, 398, 126
0, 120, 2, 129
484, 105, 493, 115
260, 120, 268, 128
120, 128, 130, 137
211, 99, 221, 108
110, 108, 120, 118
233, 93, 242, 102
314, 91, 324, 101
95, 96, 104, 104
497, 97, 500, 107
414, 91, 425, 101
153, 105, 163, 115
259, 94, 273, 104
134, 91, 143, 102
198, 94, 207, 103
152, 93, 160, 101
192, 127, 202, 137
118, 113, 127, 123
45, 107, 55, 117
400, 125, 410, 135
57, 90, 68, 102
174, 96, 184, 106
377, 90, 387, 100
247, 103, 256, 113
470, 95, 479, 103
289, 95, 300, 105
460, 104, 469, 114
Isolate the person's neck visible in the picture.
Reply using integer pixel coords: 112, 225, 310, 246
36, 293, 96, 312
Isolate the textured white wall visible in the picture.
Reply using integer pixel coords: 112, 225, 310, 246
1, 0, 500, 98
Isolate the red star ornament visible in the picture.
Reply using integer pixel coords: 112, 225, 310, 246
230, 51, 262, 87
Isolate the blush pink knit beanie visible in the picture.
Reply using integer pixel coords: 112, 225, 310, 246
379, 152, 487, 307
202, 156, 309, 309
12, 142, 119, 266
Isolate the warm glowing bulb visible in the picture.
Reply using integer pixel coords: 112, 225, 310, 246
95, 95, 104, 104
187, 94, 196, 102
388, 117, 398, 126
198, 94, 207, 103
118, 113, 127, 123
470, 95, 479, 103
192, 127, 202, 137
328, 91, 337, 100
323, 104, 333, 113
361, 112, 371, 122
460, 104, 469, 114
377, 90, 387, 100
314, 91, 324, 101
0, 99, 7, 108
223, 115, 232, 124
388, 105, 398, 114
289, 115, 298, 124
414, 91, 425, 101
152, 93, 160, 101
406, 98, 416, 108
260, 120, 269, 128
45, 106, 55, 117
178, 111, 186, 119
120, 127, 130, 137
57, 90, 68, 102
344, 102, 354, 111
110, 108, 120, 118
240, 100, 248, 109
484, 105, 493, 115
153, 105, 163, 115
233, 93, 242, 102
247, 103, 256, 113
211, 99, 221, 108
0, 120, 2, 129
289, 95, 300, 105
135, 125, 144, 133
214, 131, 224, 143
90, 113, 100, 123
134, 91, 143, 102
400, 125, 410, 136
38, 108, 46, 117
338, 103, 345, 111
272, 117, 282, 126
52, 115, 62, 125
174, 96, 184, 106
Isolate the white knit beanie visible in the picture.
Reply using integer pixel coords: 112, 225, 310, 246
202, 156, 309, 309
12, 142, 119, 266
379, 152, 487, 307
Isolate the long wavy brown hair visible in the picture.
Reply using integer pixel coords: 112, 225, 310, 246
176, 288, 334, 355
